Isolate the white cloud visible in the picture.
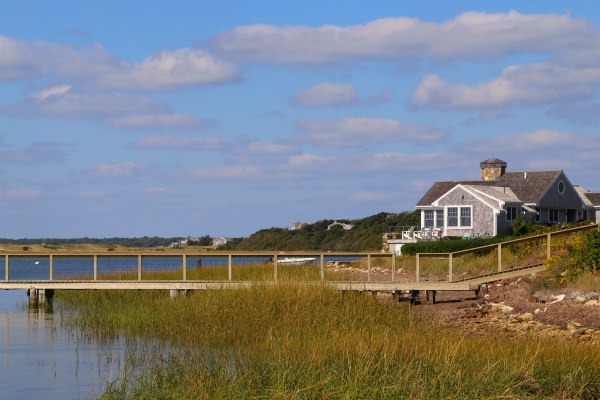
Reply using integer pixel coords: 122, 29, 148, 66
185, 165, 263, 180
212, 11, 594, 64
287, 153, 333, 168
464, 129, 589, 152
243, 141, 297, 155
89, 162, 143, 177
97, 48, 239, 91
366, 151, 450, 172
0, 35, 237, 90
293, 83, 357, 106
106, 114, 213, 130
297, 117, 447, 147
144, 187, 174, 194
1, 142, 67, 163
411, 64, 600, 110
29, 85, 72, 100
8, 86, 213, 131
11, 86, 167, 118
0, 35, 120, 80
134, 135, 225, 150
2, 188, 41, 200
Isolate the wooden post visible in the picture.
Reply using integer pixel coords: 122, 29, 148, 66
93, 255, 98, 281
391, 254, 396, 282
228, 254, 232, 281
49, 255, 53, 281
182, 255, 187, 281
367, 254, 372, 282
320, 254, 324, 282
498, 243, 502, 272
448, 253, 453, 282
138, 255, 142, 281
273, 254, 278, 282
546, 233, 551, 259
4, 255, 8, 282
416, 254, 420, 283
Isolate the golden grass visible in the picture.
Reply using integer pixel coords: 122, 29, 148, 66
58, 283, 600, 399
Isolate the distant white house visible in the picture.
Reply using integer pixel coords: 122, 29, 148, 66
169, 236, 200, 247
290, 222, 309, 230
212, 236, 232, 247
327, 221, 353, 231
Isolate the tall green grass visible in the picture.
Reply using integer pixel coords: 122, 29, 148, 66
58, 285, 600, 399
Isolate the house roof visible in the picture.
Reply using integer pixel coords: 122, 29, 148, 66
465, 185, 520, 204
493, 171, 562, 204
416, 171, 562, 207
584, 192, 600, 206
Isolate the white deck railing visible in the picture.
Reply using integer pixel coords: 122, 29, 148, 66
401, 226, 442, 241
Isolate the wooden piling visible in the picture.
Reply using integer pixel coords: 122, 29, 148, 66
320, 254, 324, 282
228, 254, 232, 281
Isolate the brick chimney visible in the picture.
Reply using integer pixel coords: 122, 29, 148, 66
480, 158, 507, 181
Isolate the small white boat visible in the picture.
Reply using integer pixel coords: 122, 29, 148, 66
277, 257, 316, 265
34, 261, 40, 265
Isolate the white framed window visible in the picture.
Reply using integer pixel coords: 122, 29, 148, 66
447, 207, 458, 227
424, 210, 434, 227
535, 209, 541, 223
506, 206, 518, 221
460, 207, 472, 227
435, 210, 444, 228
446, 206, 472, 228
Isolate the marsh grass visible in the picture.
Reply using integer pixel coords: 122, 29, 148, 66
571, 272, 600, 292
58, 282, 600, 399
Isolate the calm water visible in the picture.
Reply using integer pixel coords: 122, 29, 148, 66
0, 290, 127, 399
0, 256, 203, 399
1, 255, 356, 398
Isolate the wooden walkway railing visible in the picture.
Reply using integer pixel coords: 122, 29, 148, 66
1, 224, 597, 301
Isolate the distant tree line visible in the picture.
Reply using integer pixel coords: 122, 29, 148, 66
220, 211, 420, 252
0, 236, 191, 248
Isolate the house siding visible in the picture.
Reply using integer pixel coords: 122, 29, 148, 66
528, 172, 587, 224
496, 212, 513, 235
436, 186, 496, 237
538, 173, 583, 211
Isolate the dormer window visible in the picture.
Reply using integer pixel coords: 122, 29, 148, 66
558, 180, 565, 195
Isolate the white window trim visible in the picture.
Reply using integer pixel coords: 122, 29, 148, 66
420, 207, 444, 228
435, 209, 444, 228
423, 210, 434, 227
445, 205, 473, 229
557, 180, 565, 195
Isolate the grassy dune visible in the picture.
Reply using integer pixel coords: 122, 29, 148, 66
58, 284, 600, 399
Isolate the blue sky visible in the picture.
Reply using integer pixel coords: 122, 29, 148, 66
1, 1, 599, 238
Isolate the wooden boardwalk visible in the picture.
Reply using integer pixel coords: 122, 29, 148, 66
2, 223, 596, 303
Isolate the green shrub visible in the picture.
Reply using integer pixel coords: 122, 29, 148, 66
402, 236, 503, 254
571, 230, 600, 272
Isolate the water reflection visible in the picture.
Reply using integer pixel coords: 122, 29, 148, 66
0, 291, 126, 399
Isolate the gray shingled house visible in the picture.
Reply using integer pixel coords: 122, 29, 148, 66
415, 158, 599, 238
